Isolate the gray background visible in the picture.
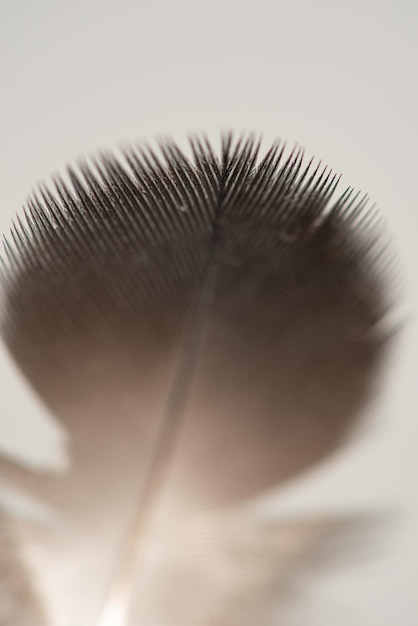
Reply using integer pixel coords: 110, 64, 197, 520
0, 0, 417, 622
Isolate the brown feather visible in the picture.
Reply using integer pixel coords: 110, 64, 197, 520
0, 134, 394, 625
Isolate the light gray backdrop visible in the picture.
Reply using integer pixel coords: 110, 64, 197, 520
0, 0, 416, 623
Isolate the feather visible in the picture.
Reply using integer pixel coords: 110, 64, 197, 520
0, 133, 394, 625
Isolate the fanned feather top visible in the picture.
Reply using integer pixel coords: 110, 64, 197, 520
0, 134, 394, 625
